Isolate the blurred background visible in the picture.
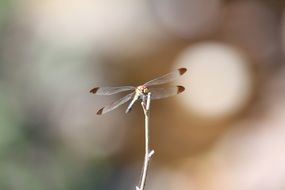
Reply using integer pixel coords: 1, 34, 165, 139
1, 0, 285, 189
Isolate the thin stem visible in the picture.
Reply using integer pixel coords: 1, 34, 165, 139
136, 92, 154, 190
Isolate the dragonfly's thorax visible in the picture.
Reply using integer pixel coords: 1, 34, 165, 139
125, 85, 149, 113
137, 85, 149, 96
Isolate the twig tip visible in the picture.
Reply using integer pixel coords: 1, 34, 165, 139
149, 150, 155, 158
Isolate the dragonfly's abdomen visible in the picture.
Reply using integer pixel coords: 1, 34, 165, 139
125, 86, 149, 114
125, 93, 139, 113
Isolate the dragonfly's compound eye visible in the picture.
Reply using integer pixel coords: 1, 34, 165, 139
143, 88, 149, 94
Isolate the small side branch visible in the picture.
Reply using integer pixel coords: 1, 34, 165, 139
136, 92, 154, 190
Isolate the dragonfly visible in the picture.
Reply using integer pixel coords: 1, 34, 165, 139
90, 68, 187, 115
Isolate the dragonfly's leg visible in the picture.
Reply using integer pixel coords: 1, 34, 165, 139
142, 95, 147, 108
146, 92, 151, 111
141, 93, 151, 115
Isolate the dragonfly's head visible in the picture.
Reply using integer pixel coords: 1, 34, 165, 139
137, 85, 149, 95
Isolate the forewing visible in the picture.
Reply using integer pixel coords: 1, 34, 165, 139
150, 86, 185, 100
144, 68, 187, 86
90, 86, 135, 95
97, 92, 134, 115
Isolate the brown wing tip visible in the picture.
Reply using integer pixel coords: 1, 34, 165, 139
178, 68, 187, 75
90, 87, 99, 94
97, 108, 104, 115
177, 85, 185, 94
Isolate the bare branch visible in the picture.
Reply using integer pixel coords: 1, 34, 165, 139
136, 92, 154, 190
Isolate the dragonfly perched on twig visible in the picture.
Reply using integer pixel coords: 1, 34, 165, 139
90, 68, 187, 115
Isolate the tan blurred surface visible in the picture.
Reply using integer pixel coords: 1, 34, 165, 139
0, 0, 285, 190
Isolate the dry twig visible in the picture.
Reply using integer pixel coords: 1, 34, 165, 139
136, 92, 154, 190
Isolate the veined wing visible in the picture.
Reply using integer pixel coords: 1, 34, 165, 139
90, 86, 135, 95
150, 86, 185, 100
97, 92, 134, 115
143, 68, 187, 86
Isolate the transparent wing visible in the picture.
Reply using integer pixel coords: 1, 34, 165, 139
150, 86, 185, 100
143, 68, 187, 86
97, 92, 134, 115
90, 86, 135, 95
